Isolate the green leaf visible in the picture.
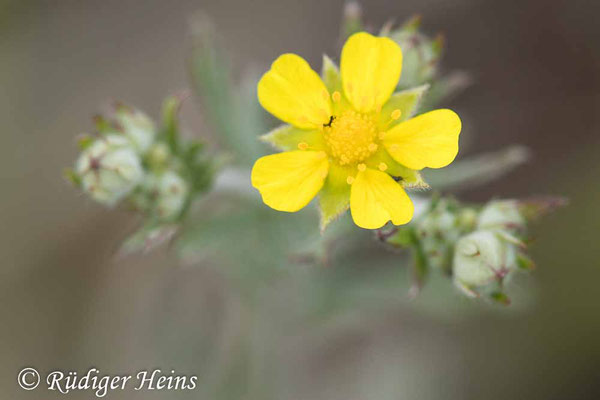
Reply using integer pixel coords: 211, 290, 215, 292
420, 71, 471, 111
422, 145, 531, 191
318, 163, 353, 232
189, 15, 265, 165
378, 84, 429, 130
120, 223, 179, 254
260, 124, 325, 152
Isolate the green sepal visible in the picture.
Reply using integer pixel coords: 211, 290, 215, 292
378, 84, 429, 130
161, 95, 183, 154
490, 291, 511, 306
385, 226, 414, 248
400, 15, 422, 32
77, 134, 94, 150
409, 228, 429, 297
322, 55, 341, 93
93, 115, 113, 134
454, 280, 479, 298
516, 252, 536, 270
63, 168, 81, 187
181, 140, 214, 194
496, 230, 527, 249
321, 55, 352, 113
318, 163, 353, 232
366, 147, 429, 189
260, 124, 325, 152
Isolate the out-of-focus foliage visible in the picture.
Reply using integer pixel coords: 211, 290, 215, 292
189, 14, 267, 166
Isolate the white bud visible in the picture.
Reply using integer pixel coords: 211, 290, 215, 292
477, 200, 525, 231
115, 107, 156, 153
75, 135, 144, 206
453, 230, 518, 295
137, 171, 189, 221
146, 142, 170, 167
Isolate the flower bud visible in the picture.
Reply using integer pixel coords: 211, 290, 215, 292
114, 105, 156, 153
453, 230, 518, 296
477, 200, 525, 231
456, 208, 478, 231
146, 142, 171, 170
415, 201, 458, 270
75, 135, 144, 206
135, 171, 189, 221
389, 18, 442, 88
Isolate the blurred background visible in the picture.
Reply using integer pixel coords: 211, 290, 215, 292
1, 0, 599, 399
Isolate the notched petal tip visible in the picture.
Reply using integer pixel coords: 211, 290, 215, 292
341, 31, 403, 113
258, 54, 332, 129
350, 168, 414, 229
251, 150, 329, 212
383, 108, 462, 170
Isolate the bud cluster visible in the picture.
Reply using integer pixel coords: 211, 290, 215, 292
386, 16, 444, 89
66, 97, 214, 229
383, 197, 564, 304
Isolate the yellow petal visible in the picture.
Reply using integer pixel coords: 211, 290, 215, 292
382, 109, 461, 170
350, 168, 414, 229
341, 32, 402, 113
251, 150, 329, 212
258, 54, 332, 129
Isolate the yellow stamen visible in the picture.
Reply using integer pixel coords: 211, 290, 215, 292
346, 176, 355, 185
357, 163, 366, 172
378, 162, 388, 171
297, 142, 309, 150
323, 110, 378, 165
332, 91, 341, 102
391, 109, 402, 120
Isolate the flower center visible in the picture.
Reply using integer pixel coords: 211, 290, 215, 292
323, 110, 378, 165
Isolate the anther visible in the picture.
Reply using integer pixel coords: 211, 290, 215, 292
378, 162, 388, 171
368, 143, 378, 152
332, 91, 341, 102
298, 142, 309, 150
391, 109, 402, 120
346, 176, 355, 185
357, 163, 366, 172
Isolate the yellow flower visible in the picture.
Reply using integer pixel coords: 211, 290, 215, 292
252, 32, 461, 230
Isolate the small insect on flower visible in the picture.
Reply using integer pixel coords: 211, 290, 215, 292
252, 32, 461, 230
